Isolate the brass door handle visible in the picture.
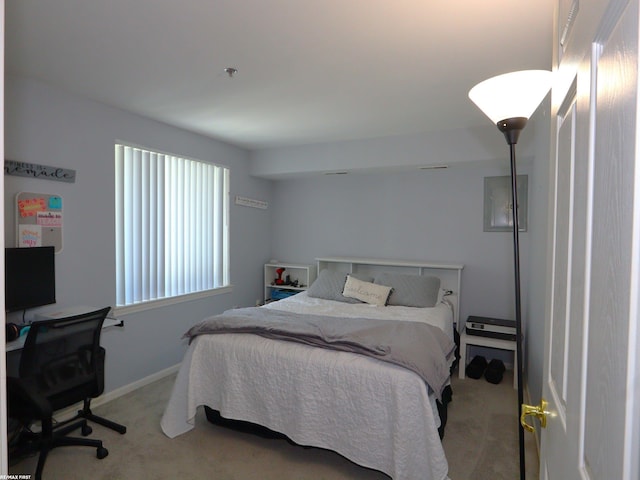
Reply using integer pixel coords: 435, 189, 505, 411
521, 399, 548, 433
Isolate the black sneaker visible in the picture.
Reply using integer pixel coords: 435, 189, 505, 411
465, 355, 488, 379
484, 359, 506, 384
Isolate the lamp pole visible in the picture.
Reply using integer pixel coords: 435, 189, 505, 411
497, 116, 527, 479
504, 123, 526, 480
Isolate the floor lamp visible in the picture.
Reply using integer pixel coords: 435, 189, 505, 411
468, 70, 552, 480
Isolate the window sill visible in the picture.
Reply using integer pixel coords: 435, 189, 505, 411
113, 285, 233, 316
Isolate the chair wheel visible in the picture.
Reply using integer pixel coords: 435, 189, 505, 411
82, 424, 92, 436
97, 446, 109, 459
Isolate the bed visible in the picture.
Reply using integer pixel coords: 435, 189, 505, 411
161, 257, 464, 480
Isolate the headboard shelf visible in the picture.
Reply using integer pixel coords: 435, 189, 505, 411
316, 256, 463, 271
315, 256, 464, 330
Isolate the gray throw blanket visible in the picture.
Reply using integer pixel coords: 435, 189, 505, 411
184, 307, 456, 400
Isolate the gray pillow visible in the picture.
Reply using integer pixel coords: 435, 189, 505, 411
373, 273, 441, 307
307, 269, 373, 303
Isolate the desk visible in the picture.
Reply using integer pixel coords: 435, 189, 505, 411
6, 317, 124, 353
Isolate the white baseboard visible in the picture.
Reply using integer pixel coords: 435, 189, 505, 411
93, 363, 181, 408
54, 363, 181, 422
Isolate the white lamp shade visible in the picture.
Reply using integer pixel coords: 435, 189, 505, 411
468, 70, 553, 124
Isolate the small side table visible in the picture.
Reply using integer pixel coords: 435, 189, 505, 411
459, 326, 518, 389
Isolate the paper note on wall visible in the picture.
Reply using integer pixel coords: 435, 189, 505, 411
37, 211, 63, 228
48, 196, 63, 210
18, 224, 42, 247
18, 197, 46, 217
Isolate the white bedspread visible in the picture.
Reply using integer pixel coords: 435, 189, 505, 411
161, 295, 451, 480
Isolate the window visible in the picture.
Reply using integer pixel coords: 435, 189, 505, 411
115, 144, 229, 308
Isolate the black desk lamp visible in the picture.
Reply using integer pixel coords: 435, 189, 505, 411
468, 69, 552, 480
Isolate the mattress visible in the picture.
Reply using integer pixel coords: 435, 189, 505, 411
161, 293, 453, 480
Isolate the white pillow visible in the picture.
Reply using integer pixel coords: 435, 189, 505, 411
307, 269, 373, 303
342, 275, 392, 306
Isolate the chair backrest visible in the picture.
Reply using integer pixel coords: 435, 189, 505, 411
19, 307, 111, 408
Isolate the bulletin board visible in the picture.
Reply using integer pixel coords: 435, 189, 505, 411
16, 192, 64, 253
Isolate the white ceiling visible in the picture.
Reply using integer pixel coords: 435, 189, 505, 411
5, 0, 554, 150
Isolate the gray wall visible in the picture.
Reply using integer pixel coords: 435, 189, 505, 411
4, 76, 273, 392
250, 125, 539, 178
267, 164, 531, 328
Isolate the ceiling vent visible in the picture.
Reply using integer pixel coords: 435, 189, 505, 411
419, 165, 448, 170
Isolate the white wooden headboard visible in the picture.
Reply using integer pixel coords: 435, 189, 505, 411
315, 257, 464, 332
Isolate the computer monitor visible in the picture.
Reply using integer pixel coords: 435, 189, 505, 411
5, 246, 56, 312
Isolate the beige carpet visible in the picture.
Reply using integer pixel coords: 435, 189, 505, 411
9, 369, 539, 479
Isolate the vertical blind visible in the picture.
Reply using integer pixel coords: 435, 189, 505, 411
115, 144, 229, 307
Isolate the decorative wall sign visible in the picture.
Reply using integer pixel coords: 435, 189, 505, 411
483, 175, 528, 232
235, 195, 268, 209
18, 225, 42, 248
5, 160, 76, 183
15, 192, 64, 252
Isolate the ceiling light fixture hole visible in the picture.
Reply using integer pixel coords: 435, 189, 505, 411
224, 67, 238, 78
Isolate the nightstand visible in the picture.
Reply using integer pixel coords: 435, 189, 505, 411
264, 262, 317, 303
459, 324, 518, 389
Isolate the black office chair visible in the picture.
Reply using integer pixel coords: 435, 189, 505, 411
8, 307, 126, 479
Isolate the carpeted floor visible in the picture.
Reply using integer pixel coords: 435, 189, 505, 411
443, 371, 539, 479
9, 369, 539, 479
